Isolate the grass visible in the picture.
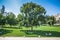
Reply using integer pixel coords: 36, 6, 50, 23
0, 25, 60, 37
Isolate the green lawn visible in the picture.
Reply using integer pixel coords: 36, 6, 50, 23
0, 25, 60, 37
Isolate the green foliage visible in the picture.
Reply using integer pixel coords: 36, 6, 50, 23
20, 2, 46, 27
6, 12, 17, 25
1, 5, 5, 14
17, 14, 24, 26
0, 13, 6, 26
0, 3, 56, 30
46, 16, 56, 26
17, 14, 23, 21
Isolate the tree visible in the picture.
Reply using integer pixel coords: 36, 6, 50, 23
17, 14, 24, 26
17, 14, 23, 22
20, 2, 46, 30
0, 13, 6, 27
1, 5, 5, 14
47, 16, 56, 26
6, 12, 17, 26
0, 5, 6, 28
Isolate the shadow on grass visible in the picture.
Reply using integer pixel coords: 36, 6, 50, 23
3, 27, 19, 29
0, 29, 12, 36
21, 30, 60, 37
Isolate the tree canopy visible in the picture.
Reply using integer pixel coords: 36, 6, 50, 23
20, 2, 46, 30
20, 2, 46, 25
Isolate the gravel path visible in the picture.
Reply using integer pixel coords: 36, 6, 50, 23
0, 37, 60, 40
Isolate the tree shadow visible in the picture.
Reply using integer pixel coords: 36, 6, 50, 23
3, 27, 19, 29
0, 29, 12, 36
21, 30, 60, 37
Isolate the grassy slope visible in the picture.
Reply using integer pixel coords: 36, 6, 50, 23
0, 26, 60, 37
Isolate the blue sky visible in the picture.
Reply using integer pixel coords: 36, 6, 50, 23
0, 0, 60, 16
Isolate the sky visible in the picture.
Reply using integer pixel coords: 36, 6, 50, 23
0, 0, 60, 16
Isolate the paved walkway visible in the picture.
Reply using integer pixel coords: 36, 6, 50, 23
0, 37, 60, 40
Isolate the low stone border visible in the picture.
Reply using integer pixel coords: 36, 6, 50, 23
0, 37, 60, 40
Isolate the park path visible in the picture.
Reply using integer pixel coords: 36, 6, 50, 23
0, 37, 60, 40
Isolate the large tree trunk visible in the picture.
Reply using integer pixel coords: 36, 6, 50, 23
31, 26, 33, 31
2, 25, 3, 28
30, 20, 33, 31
